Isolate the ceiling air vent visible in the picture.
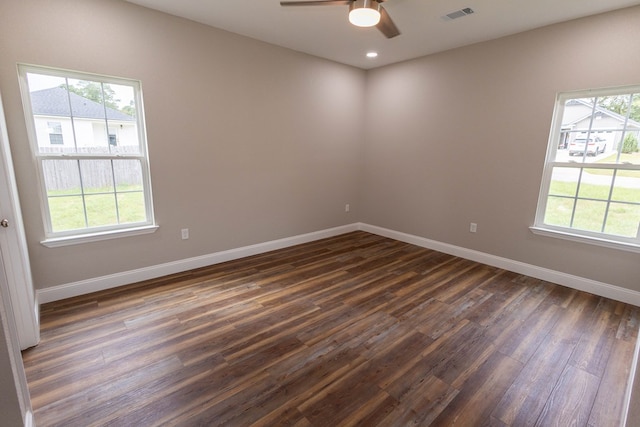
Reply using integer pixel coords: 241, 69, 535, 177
442, 7, 475, 21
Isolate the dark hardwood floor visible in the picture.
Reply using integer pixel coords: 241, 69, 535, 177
22, 231, 639, 426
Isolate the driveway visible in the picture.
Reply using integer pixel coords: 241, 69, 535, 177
551, 150, 640, 189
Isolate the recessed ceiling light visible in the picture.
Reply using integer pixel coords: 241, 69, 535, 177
366, 52, 378, 58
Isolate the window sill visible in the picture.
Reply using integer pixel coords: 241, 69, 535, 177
530, 226, 640, 254
41, 225, 159, 248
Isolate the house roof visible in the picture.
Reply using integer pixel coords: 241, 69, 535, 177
564, 99, 640, 128
30, 87, 134, 121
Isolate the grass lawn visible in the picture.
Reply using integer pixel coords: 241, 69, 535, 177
585, 151, 640, 178
48, 187, 146, 232
549, 180, 640, 203
598, 151, 640, 164
546, 180, 640, 237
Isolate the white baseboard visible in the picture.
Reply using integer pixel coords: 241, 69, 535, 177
37, 222, 640, 307
358, 223, 640, 306
37, 224, 359, 304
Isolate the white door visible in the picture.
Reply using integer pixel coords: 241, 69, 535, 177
0, 247, 34, 427
0, 91, 39, 349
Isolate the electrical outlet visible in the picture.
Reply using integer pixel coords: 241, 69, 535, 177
469, 223, 477, 233
181, 228, 189, 240
345, 204, 350, 212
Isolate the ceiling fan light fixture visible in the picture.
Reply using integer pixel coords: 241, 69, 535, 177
349, 0, 381, 27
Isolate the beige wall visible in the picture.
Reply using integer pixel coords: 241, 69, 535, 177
0, 0, 365, 289
0, 1, 638, 294
361, 6, 640, 291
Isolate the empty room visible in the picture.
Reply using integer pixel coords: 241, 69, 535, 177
1, 0, 640, 425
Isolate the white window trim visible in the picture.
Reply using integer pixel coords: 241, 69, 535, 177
530, 226, 640, 253
532, 85, 640, 253
17, 64, 157, 245
40, 224, 159, 248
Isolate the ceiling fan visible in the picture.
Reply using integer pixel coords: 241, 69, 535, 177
279, 0, 400, 38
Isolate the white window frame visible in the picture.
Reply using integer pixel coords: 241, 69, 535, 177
531, 85, 640, 253
18, 64, 157, 247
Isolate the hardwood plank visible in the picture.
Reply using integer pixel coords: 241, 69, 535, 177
493, 293, 562, 364
534, 365, 600, 426
492, 333, 576, 426
569, 307, 619, 377
385, 373, 459, 425
429, 351, 523, 426
588, 336, 635, 426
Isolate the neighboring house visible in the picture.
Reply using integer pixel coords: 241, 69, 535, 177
29, 86, 137, 152
559, 98, 640, 151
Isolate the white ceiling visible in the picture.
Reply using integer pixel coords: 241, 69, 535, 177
124, 0, 640, 69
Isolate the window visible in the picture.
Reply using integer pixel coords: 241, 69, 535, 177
47, 121, 63, 145
532, 86, 640, 252
18, 65, 156, 246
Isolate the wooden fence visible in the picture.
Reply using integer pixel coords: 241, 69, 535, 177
40, 147, 143, 191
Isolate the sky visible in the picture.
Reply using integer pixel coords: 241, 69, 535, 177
25, 72, 136, 110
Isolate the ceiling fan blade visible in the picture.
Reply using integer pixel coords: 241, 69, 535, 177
280, 1, 351, 6
376, 5, 400, 38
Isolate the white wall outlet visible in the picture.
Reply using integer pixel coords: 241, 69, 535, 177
345, 204, 350, 212
181, 228, 189, 240
469, 223, 477, 233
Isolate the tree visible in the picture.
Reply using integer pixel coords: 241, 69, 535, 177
622, 133, 639, 154
62, 81, 122, 112
597, 94, 640, 122
120, 100, 137, 117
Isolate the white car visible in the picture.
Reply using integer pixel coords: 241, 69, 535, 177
568, 136, 606, 156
